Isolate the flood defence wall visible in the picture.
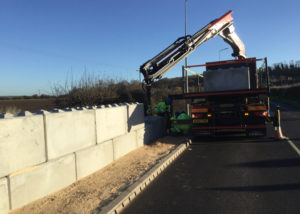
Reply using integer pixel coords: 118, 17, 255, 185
0, 103, 164, 213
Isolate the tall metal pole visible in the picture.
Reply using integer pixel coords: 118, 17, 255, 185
185, 0, 187, 67
265, 57, 271, 117
185, 0, 190, 115
185, 0, 189, 93
182, 66, 185, 94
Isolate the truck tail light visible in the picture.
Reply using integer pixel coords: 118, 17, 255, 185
192, 113, 203, 118
191, 107, 208, 113
254, 111, 267, 117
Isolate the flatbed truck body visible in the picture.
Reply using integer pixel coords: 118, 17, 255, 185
169, 58, 270, 136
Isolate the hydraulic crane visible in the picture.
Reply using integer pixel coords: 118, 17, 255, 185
140, 10, 246, 114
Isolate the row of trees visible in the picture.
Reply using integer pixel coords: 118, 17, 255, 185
52, 73, 206, 109
269, 61, 300, 85
43, 59, 300, 108
4, 60, 299, 109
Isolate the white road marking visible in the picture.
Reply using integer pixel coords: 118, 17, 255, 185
285, 137, 300, 156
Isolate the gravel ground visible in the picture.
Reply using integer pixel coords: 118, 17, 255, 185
10, 136, 183, 214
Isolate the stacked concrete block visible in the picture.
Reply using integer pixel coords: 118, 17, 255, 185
95, 105, 127, 143
144, 116, 164, 144
44, 109, 96, 159
127, 103, 145, 132
0, 103, 167, 212
75, 140, 114, 179
0, 177, 9, 214
0, 114, 46, 177
136, 128, 145, 147
9, 154, 76, 209
113, 132, 137, 160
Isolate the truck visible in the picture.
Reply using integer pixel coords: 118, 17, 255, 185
140, 10, 270, 137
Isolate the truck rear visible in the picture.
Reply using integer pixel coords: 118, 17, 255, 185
170, 57, 270, 137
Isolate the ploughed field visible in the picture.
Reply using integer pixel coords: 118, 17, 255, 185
0, 98, 56, 114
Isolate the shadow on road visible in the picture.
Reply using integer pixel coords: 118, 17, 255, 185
226, 158, 300, 168
205, 183, 300, 192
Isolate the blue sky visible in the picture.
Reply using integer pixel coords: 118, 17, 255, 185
0, 0, 299, 96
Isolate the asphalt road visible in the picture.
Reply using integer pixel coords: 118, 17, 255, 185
122, 104, 300, 214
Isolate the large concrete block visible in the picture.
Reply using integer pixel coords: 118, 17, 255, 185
127, 103, 144, 132
144, 116, 164, 144
136, 128, 145, 147
0, 115, 46, 177
76, 140, 114, 179
9, 154, 76, 209
0, 177, 9, 214
95, 106, 127, 143
113, 132, 137, 160
204, 66, 250, 92
45, 110, 96, 160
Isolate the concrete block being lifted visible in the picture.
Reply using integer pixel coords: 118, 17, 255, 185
96, 106, 127, 143
127, 103, 145, 132
75, 140, 114, 179
9, 154, 76, 209
45, 110, 96, 160
0, 177, 9, 214
0, 115, 46, 177
113, 131, 137, 160
203, 66, 250, 92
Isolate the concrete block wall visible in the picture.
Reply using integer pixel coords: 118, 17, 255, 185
144, 116, 165, 144
45, 109, 96, 160
0, 177, 9, 214
0, 103, 164, 213
75, 140, 114, 179
9, 154, 76, 209
113, 131, 137, 160
95, 105, 127, 143
0, 114, 46, 177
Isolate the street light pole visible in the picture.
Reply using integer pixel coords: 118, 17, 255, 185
184, 0, 190, 115
218, 47, 229, 61
185, 0, 187, 67
184, 0, 188, 93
